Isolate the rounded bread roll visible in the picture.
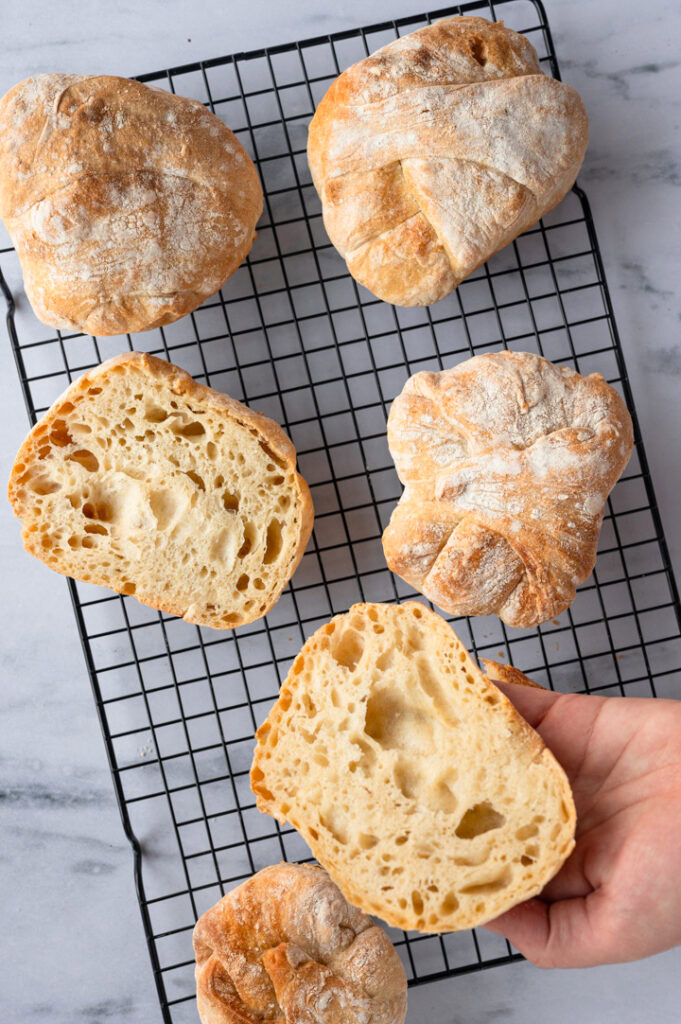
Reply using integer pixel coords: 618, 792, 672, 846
0, 74, 263, 335
307, 17, 588, 306
382, 351, 633, 627
193, 862, 407, 1024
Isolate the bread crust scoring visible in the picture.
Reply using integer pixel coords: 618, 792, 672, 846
382, 351, 633, 627
308, 17, 588, 306
193, 863, 407, 1024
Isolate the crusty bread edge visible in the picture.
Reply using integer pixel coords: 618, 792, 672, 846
8, 352, 314, 629
251, 601, 576, 932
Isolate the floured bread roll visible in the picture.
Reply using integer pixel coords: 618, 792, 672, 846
0, 74, 263, 334
8, 353, 313, 629
308, 16, 588, 306
251, 603, 576, 933
382, 351, 633, 628
193, 863, 407, 1024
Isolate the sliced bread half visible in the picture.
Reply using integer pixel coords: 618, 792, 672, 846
251, 602, 575, 932
8, 353, 313, 629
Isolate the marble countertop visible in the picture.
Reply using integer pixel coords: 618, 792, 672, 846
2, 1, 680, 1021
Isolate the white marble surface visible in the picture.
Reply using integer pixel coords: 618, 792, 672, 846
2, 0, 681, 1021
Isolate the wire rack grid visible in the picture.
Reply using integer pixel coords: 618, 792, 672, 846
2, 0, 681, 1020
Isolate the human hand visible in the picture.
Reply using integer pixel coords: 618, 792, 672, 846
484, 681, 681, 968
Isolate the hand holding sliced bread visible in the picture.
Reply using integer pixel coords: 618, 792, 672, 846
251, 602, 575, 933
193, 862, 407, 1024
8, 353, 313, 629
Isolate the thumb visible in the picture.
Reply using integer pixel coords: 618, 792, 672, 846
485, 891, 608, 969
492, 678, 564, 730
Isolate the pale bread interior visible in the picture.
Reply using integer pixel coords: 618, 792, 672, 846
8, 353, 312, 629
252, 602, 575, 932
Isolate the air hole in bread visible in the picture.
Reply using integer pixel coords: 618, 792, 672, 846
301, 693, 317, 717
358, 833, 378, 850
460, 867, 512, 895
236, 573, 249, 592
68, 449, 99, 472
432, 778, 458, 814
440, 892, 459, 915
49, 420, 73, 447
348, 735, 376, 773
320, 808, 348, 845
515, 823, 539, 841
29, 477, 61, 495
455, 802, 506, 839
520, 855, 533, 866
411, 890, 424, 915
416, 655, 459, 727
185, 470, 205, 491
469, 36, 487, 66
172, 419, 205, 439
82, 500, 112, 522
263, 520, 283, 564
376, 648, 395, 672
222, 488, 239, 512
330, 628, 364, 671
238, 522, 256, 558
206, 441, 217, 459
365, 689, 434, 753
144, 405, 169, 423
84, 523, 108, 535
394, 761, 420, 801
259, 441, 286, 468
121, 581, 136, 595
149, 490, 177, 531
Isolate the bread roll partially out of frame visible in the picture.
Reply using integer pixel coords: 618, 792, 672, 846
251, 602, 575, 933
193, 863, 407, 1024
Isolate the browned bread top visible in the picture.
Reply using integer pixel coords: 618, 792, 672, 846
193, 863, 407, 1024
308, 17, 588, 306
382, 351, 633, 628
0, 74, 263, 334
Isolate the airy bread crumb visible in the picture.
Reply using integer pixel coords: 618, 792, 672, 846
251, 602, 575, 932
8, 353, 313, 629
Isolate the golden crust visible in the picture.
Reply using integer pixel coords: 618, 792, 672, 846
482, 659, 547, 690
0, 74, 263, 334
307, 17, 588, 306
192, 863, 407, 1024
382, 351, 633, 628
8, 353, 313, 629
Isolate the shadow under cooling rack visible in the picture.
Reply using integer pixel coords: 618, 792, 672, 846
2, 1, 681, 1021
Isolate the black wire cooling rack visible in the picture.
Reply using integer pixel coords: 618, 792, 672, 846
3, 0, 681, 1019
